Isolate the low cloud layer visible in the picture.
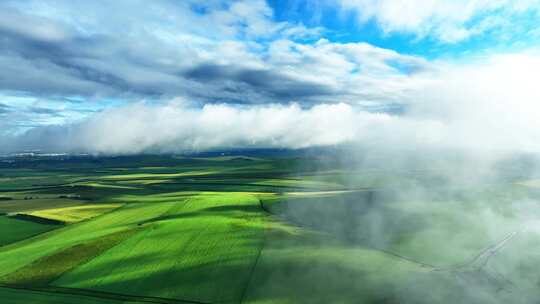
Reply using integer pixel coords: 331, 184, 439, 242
3, 52, 540, 155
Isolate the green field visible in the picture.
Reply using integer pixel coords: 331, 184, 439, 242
0, 154, 539, 303
0, 215, 61, 246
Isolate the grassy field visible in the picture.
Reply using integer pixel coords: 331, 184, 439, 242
0, 215, 61, 246
0, 154, 539, 303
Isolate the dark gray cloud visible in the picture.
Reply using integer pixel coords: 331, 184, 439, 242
0, 103, 10, 113
1, 24, 313, 103
0, 0, 428, 109
184, 63, 335, 100
0, 1, 335, 105
27, 106, 64, 117
0, 17, 153, 97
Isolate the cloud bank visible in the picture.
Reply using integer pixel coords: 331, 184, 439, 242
3, 52, 540, 155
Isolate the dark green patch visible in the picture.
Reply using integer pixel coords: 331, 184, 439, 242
11, 214, 65, 226
0, 228, 140, 287
0, 216, 59, 246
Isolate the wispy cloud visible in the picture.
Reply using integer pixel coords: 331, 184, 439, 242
336, 0, 540, 43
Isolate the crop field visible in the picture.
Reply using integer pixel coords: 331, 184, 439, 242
0, 215, 61, 246
0, 154, 539, 303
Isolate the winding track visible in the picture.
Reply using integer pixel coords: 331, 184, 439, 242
432, 225, 526, 273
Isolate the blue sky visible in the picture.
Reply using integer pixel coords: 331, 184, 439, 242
268, 0, 540, 58
1, 0, 540, 153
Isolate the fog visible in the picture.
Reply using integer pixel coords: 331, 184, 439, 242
252, 143, 540, 303
253, 53, 540, 303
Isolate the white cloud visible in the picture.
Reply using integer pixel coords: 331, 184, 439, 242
337, 0, 540, 43
264, 38, 431, 105
5, 51, 540, 155
12, 100, 386, 154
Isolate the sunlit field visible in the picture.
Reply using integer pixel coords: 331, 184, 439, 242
0, 154, 539, 304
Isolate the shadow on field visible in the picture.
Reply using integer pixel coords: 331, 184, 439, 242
50, 233, 265, 304
5, 188, 531, 304
46, 225, 497, 304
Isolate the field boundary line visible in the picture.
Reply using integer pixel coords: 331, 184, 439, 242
0, 284, 212, 304
238, 198, 268, 304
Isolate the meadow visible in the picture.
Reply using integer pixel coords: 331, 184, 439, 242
0, 154, 539, 303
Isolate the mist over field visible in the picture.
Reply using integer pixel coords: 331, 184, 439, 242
261, 147, 540, 303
